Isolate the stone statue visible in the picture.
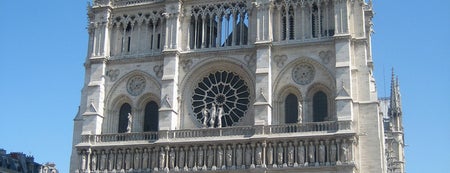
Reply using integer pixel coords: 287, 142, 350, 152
159, 147, 166, 170
125, 149, 131, 170
236, 144, 243, 167
202, 106, 209, 127
217, 106, 224, 128
308, 142, 315, 163
179, 147, 186, 169
216, 145, 223, 168
134, 149, 140, 169
127, 113, 133, 133
169, 148, 176, 169
91, 151, 97, 171
108, 150, 114, 171
287, 142, 295, 166
100, 150, 107, 170
298, 103, 303, 123
117, 150, 123, 170
198, 146, 204, 168
330, 141, 337, 163
319, 141, 325, 164
81, 151, 86, 171
266, 143, 273, 165
277, 143, 283, 165
255, 143, 262, 165
209, 103, 216, 127
188, 147, 194, 168
245, 144, 252, 166
341, 142, 349, 162
142, 148, 149, 169
297, 141, 305, 165
226, 145, 233, 167
151, 148, 157, 169
206, 146, 214, 168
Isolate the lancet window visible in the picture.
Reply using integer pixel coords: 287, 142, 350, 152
118, 103, 132, 133
188, 1, 249, 50
285, 94, 299, 124
313, 91, 327, 122
144, 101, 159, 132
110, 11, 165, 57
275, 0, 335, 41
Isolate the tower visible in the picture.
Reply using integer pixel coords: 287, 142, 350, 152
70, 0, 395, 172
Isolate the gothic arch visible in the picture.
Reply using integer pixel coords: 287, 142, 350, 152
103, 94, 133, 133
305, 83, 335, 122
273, 85, 303, 125
136, 93, 161, 132
180, 57, 255, 129
104, 70, 161, 133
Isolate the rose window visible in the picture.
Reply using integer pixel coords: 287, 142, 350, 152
192, 71, 250, 128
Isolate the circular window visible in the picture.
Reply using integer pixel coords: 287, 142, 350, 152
292, 63, 315, 85
192, 71, 250, 127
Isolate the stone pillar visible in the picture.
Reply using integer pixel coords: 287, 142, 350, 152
254, 43, 272, 125
335, 36, 353, 121
159, 51, 179, 130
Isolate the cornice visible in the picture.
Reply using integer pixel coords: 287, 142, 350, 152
107, 55, 164, 65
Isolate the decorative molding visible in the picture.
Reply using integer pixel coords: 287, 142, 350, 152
292, 63, 315, 85
127, 75, 146, 96
181, 59, 193, 72
153, 64, 163, 78
318, 50, 332, 64
106, 69, 120, 81
273, 55, 288, 68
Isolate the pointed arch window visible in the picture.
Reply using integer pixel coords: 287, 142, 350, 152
118, 103, 131, 133
313, 91, 327, 122
144, 101, 159, 132
285, 94, 299, 124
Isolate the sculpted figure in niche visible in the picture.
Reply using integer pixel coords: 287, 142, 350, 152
266, 143, 273, 165
330, 141, 337, 163
308, 142, 315, 163
188, 147, 194, 168
142, 148, 149, 169
127, 113, 133, 133
245, 144, 252, 166
226, 145, 233, 167
255, 143, 262, 165
134, 149, 141, 169
277, 143, 283, 165
217, 145, 224, 168
151, 148, 157, 169
169, 148, 176, 169
319, 141, 326, 164
116, 150, 123, 170
159, 147, 166, 170
236, 144, 243, 167
287, 142, 295, 166
297, 141, 305, 165
202, 106, 209, 127
108, 150, 115, 171
125, 149, 131, 170
100, 150, 107, 170
91, 151, 97, 171
198, 146, 204, 167
179, 147, 186, 168
209, 103, 216, 128
207, 146, 214, 168
341, 142, 350, 163
217, 106, 224, 128
80, 151, 86, 171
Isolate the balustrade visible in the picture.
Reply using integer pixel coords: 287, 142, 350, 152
81, 121, 351, 144
76, 135, 355, 172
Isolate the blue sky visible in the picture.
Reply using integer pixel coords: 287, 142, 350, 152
0, 1, 449, 172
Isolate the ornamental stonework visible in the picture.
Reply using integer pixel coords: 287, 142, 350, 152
127, 75, 146, 96
292, 63, 315, 85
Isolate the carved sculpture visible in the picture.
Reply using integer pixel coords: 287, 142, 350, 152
266, 143, 274, 165
169, 148, 176, 169
297, 141, 305, 165
202, 106, 209, 127
341, 142, 350, 163
116, 150, 123, 170
81, 151, 87, 171
308, 142, 315, 163
287, 142, 295, 166
245, 144, 252, 166
125, 149, 131, 170
207, 146, 214, 168
217, 106, 224, 128
142, 148, 149, 169
330, 141, 337, 163
298, 103, 303, 123
100, 150, 107, 170
217, 145, 224, 168
188, 147, 194, 168
179, 147, 186, 168
255, 143, 262, 165
134, 149, 140, 169
226, 145, 233, 167
236, 144, 243, 167
209, 104, 216, 128
91, 151, 97, 171
108, 150, 114, 171
127, 113, 133, 133
277, 143, 283, 165
197, 146, 204, 168
319, 141, 325, 164
159, 147, 166, 170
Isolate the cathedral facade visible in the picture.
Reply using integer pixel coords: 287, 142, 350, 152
70, 0, 404, 172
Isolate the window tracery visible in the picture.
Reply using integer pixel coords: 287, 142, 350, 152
192, 71, 250, 128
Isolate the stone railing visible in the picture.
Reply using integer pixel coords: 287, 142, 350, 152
92, 0, 163, 7
81, 121, 352, 144
75, 135, 356, 173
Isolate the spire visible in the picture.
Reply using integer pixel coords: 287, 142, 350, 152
389, 68, 402, 118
